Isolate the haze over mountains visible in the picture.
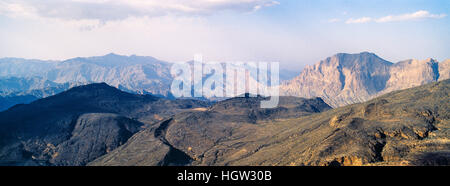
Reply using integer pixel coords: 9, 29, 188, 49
1, 52, 448, 111
0, 54, 173, 111
1, 52, 449, 111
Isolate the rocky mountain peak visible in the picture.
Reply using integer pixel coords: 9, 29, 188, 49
331, 52, 392, 67
281, 52, 448, 107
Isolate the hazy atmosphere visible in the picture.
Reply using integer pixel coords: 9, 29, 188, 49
0, 0, 449, 69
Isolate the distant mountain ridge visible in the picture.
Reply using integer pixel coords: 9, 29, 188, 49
0, 53, 301, 111
0, 77, 88, 111
0, 53, 173, 96
0, 53, 175, 111
1, 52, 449, 110
281, 52, 449, 107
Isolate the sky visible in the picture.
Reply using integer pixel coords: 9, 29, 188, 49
0, 0, 449, 69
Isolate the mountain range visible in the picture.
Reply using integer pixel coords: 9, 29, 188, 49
0, 78, 448, 166
1, 52, 449, 111
0, 79, 446, 166
0, 54, 173, 111
0, 51, 449, 166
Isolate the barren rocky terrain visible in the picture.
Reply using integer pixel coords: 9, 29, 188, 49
91, 79, 449, 166
0, 75, 448, 166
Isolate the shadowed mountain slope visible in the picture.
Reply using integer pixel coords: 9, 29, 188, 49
0, 83, 209, 165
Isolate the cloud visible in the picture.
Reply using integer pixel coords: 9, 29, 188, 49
0, 0, 280, 21
345, 17, 372, 24
375, 10, 446, 23
345, 10, 446, 24
0, 1, 38, 19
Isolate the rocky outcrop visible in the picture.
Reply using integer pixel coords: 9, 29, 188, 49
49, 113, 144, 166
281, 52, 449, 107
88, 119, 192, 166
380, 58, 439, 94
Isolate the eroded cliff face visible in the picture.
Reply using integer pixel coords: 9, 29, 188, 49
381, 58, 439, 94
281, 52, 448, 108
439, 59, 450, 81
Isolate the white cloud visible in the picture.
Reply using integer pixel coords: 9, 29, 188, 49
0, 13, 304, 65
375, 10, 446, 23
345, 17, 372, 24
0, 0, 280, 21
345, 10, 446, 24
0, 1, 38, 19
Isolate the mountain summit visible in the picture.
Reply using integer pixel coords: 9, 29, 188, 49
281, 52, 448, 107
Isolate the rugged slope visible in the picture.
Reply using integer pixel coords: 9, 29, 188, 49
92, 79, 449, 166
281, 52, 448, 107
0, 83, 209, 165
229, 79, 449, 166
49, 113, 144, 166
89, 96, 332, 166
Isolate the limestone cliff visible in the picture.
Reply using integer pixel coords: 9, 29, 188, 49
281, 52, 448, 107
